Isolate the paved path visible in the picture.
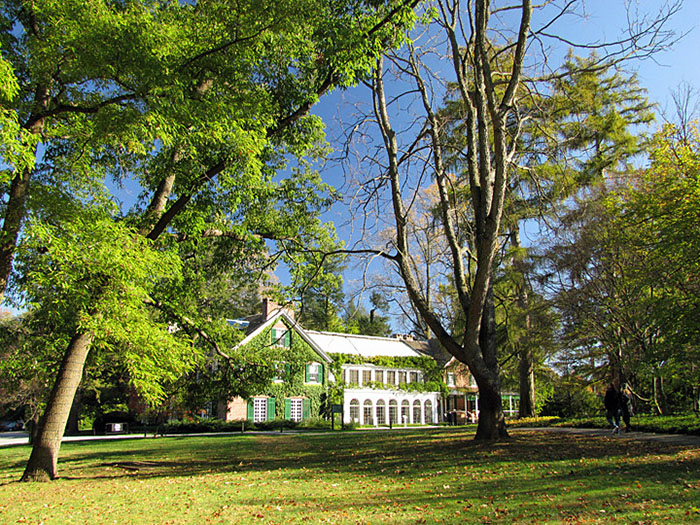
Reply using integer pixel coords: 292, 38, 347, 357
3, 426, 699, 448
519, 426, 700, 447
0, 425, 430, 448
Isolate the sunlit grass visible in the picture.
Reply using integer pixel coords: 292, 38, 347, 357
1, 428, 699, 523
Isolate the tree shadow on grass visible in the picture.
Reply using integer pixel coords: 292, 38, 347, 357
197, 432, 700, 523
20, 428, 696, 485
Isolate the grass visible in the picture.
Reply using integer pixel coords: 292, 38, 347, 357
1, 427, 699, 523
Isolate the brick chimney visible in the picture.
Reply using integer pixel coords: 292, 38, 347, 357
262, 298, 279, 320
262, 298, 295, 321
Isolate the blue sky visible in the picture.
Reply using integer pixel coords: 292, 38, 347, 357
308, 0, 700, 324
8, 2, 695, 321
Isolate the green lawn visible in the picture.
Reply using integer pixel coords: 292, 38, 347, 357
1, 428, 699, 523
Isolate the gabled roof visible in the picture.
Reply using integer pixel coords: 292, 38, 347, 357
232, 310, 333, 364
304, 330, 430, 359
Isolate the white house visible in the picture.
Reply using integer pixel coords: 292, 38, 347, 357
220, 300, 518, 425
305, 330, 440, 425
221, 300, 441, 425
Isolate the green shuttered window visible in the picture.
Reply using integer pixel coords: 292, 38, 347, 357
305, 362, 324, 384
248, 397, 275, 422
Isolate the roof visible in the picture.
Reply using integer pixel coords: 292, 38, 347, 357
232, 310, 333, 364
304, 330, 431, 359
415, 339, 454, 368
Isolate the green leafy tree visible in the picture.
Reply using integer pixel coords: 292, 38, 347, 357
344, 292, 393, 337
604, 124, 700, 412
505, 57, 654, 417
12, 0, 418, 482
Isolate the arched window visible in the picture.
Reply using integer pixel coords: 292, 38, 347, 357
413, 400, 422, 424
376, 400, 386, 425
349, 399, 360, 423
363, 400, 373, 426
389, 399, 398, 425
424, 400, 433, 424
401, 400, 410, 424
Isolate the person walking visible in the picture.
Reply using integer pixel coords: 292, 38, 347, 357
619, 384, 633, 432
604, 383, 621, 434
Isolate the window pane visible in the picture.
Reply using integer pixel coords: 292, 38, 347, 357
401, 400, 409, 423
349, 399, 360, 422
362, 370, 372, 385
424, 400, 433, 424
398, 371, 407, 384
376, 400, 385, 424
271, 328, 287, 347
253, 398, 267, 423
375, 370, 384, 384
363, 400, 373, 425
387, 371, 396, 385
409, 372, 419, 383
389, 400, 398, 424
273, 362, 285, 382
413, 401, 421, 424
349, 369, 359, 385
308, 363, 319, 383
289, 399, 303, 422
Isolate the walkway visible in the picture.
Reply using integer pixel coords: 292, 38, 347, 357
3, 426, 699, 448
522, 426, 700, 447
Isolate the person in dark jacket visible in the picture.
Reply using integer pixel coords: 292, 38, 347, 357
604, 383, 621, 434
619, 384, 633, 432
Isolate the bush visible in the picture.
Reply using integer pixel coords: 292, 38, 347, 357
539, 374, 601, 418
254, 418, 296, 431
296, 417, 331, 430
507, 416, 562, 428
161, 418, 250, 434
160, 417, 336, 433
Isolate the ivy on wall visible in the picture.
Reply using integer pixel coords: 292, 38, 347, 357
241, 323, 450, 414
327, 353, 449, 401
242, 319, 328, 417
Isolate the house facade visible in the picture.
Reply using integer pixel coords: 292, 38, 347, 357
222, 301, 333, 424
443, 358, 520, 423
222, 300, 518, 425
304, 330, 441, 425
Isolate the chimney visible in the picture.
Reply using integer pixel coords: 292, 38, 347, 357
262, 298, 279, 320
262, 298, 295, 321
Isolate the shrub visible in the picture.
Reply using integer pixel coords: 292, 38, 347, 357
539, 374, 601, 418
162, 418, 251, 434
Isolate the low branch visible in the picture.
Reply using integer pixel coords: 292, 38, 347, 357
24, 93, 139, 129
143, 298, 234, 367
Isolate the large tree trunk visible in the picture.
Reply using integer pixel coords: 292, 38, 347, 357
21, 331, 94, 482
65, 388, 83, 436
474, 287, 508, 440
510, 229, 536, 418
518, 342, 536, 418
475, 380, 507, 440
518, 289, 536, 419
